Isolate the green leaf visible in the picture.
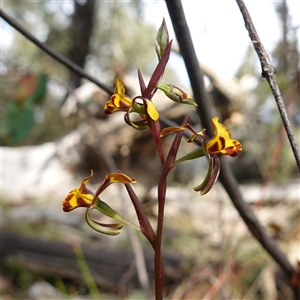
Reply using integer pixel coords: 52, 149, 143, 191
2, 102, 35, 141
29, 74, 47, 105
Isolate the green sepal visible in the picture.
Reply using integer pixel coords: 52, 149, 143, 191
173, 147, 206, 166
94, 199, 141, 232
193, 155, 214, 194
85, 208, 123, 236
124, 111, 148, 130
193, 155, 220, 195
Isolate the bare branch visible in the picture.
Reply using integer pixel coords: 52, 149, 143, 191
164, 0, 297, 293
235, 0, 300, 172
0, 8, 113, 95
0, 8, 151, 295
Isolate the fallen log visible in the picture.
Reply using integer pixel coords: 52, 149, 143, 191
1, 230, 185, 293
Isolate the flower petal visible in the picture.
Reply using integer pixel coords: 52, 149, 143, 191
114, 77, 125, 94
62, 171, 94, 212
211, 116, 231, 139
62, 188, 94, 212
205, 117, 242, 156
145, 100, 159, 121
104, 78, 133, 115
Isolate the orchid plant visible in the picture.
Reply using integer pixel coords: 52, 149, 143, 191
62, 19, 242, 299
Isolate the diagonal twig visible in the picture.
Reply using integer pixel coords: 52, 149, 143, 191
2, 4, 299, 297
0, 8, 114, 95
0, 8, 151, 296
164, 0, 298, 298
235, 0, 300, 172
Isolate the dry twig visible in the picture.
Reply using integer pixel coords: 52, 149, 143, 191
235, 0, 300, 172
164, 0, 299, 298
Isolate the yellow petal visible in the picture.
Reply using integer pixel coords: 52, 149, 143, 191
205, 136, 226, 154
145, 100, 159, 121
211, 117, 231, 140
205, 117, 242, 156
62, 171, 94, 212
62, 188, 94, 212
120, 95, 133, 106
114, 78, 125, 94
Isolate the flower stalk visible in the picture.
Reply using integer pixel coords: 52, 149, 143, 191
62, 19, 242, 300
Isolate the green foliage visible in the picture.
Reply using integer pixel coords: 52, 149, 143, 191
74, 245, 101, 300
1, 73, 47, 142
1, 1, 162, 146
31, 74, 48, 104
2, 101, 35, 141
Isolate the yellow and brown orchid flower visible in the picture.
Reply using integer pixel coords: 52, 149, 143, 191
104, 78, 133, 114
185, 117, 242, 157
62, 171, 139, 235
62, 172, 94, 212
161, 117, 242, 194
104, 78, 159, 129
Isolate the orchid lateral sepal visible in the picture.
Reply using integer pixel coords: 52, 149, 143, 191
124, 111, 149, 130
85, 207, 123, 236
193, 154, 220, 195
93, 198, 141, 232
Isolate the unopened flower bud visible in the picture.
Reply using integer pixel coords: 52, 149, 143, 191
155, 18, 169, 60
157, 82, 197, 106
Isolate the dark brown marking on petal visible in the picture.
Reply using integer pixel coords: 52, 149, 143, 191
64, 192, 74, 202
233, 140, 242, 151
77, 197, 91, 208
219, 136, 226, 149
62, 202, 73, 212
208, 141, 220, 153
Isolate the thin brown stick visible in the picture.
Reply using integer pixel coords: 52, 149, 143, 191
0, 8, 151, 296
164, 0, 298, 298
3, 4, 298, 297
235, 0, 300, 172
0, 8, 114, 95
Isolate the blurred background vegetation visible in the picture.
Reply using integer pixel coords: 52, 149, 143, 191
1, 0, 299, 299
